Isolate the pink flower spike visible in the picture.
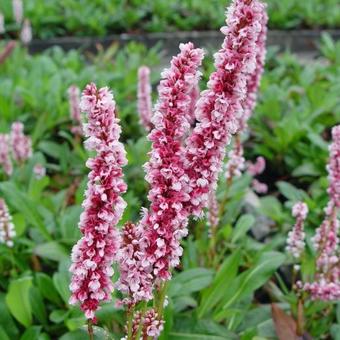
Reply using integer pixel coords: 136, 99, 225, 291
20, 19, 32, 45
139, 42, 204, 282
0, 198, 16, 247
286, 202, 308, 259
184, 0, 267, 217
10, 121, 32, 163
68, 85, 83, 136
305, 125, 340, 302
239, 7, 268, 130
69, 83, 128, 322
327, 125, 340, 209
0, 134, 13, 176
12, 0, 23, 24
137, 66, 153, 132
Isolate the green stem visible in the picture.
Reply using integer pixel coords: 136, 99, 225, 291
127, 304, 135, 340
88, 320, 94, 340
156, 281, 168, 318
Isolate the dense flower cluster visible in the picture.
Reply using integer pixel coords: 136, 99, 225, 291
116, 0, 267, 304
10, 122, 32, 163
0, 134, 13, 175
303, 125, 340, 301
142, 309, 164, 338
122, 309, 164, 340
286, 202, 308, 259
184, 0, 266, 218
138, 42, 204, 283
240, 6, 268, 130
68, 85, 83, 135
327, 125, 340, 208
115, 221, 153, 303
0, 198, 16, 247
137, 66, 153, 131
69, 83, 128, 321
187, 83, 200, 126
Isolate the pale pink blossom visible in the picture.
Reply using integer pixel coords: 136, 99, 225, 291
0, 13, 5, 34
12, 0, 23, 24
10, 121, 32, 163
143, 309, 164, 338
0, 198, 16, 247
327, 125, 340, 208
239, 7, 268, 130
247, 156, 266, 176
207, 190, 220, 233
286, 202, 308, 259
69, 83, 128, 322
68, 85, 83, 136
115, 222, 153, 304
304, 125, 340, 301
20, 19, 32, 45
0, 134, 13, 175
187, 83, 200, 126
33, 164, 46, 179
137, 66, 153, 131
122, 309, 164, 340
304, 279, 340, 301
252, 179, 268, 194
225, 137, 245, 180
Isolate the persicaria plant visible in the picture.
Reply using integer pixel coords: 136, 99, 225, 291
70, 0, 269, 338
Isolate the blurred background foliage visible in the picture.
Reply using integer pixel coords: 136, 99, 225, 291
0, 0, 340, 39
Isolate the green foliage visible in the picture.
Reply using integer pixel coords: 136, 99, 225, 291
1, 0, 340, 39
0, 35, 339, 338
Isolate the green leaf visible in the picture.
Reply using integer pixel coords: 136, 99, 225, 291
20, 326, 42, 340
12, 213, 26, 236
276, 181, 307, 202
0, 294, 19, 338
50, 310, 70, 324
53, 270, 71, 304
198, 250, 241, 318
6, 277, 33, 327
30, 287, 47, 325
28, 176, 50, 202
60, 205, 82, 241
169, 268, 214, 297
331, 324, 340, 340
221, 252, 285, 311
0, 327, 10, 340
60, 327, 109, 340
35, 241, 68, 262
168, 333, 229, 340
232, 215, 255, 243
0, 182, 51, 241
36, 273, 62, 306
